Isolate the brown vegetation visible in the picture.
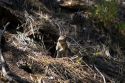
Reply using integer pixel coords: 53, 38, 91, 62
0, 0, 125, 83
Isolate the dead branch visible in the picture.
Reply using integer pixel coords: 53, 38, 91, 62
0, 22, 13, 81
94, 65, 106, 83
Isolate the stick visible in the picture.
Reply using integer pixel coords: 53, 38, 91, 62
0, 22, 13, 81
94, 65, 106, 83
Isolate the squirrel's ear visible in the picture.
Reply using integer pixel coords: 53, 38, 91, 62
63, 35, 66, 38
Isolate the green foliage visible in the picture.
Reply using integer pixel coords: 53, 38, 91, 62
92, 0, 118, 26
93, 51, 102, 56
117, 22, 125, 30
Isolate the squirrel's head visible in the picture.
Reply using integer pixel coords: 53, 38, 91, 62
58, 36, 67, 43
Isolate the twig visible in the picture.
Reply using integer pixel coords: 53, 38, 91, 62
41, 35, 46, 50
51, 19, 66, 36
0, 49, 12, 81
52, 20, 62, 35
94, 65, 106, 83
0, 22, 13, 81
68, 37, 94, 72
3, 22, 10, 31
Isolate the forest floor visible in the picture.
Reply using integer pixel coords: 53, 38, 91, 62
0, 0, 125, 83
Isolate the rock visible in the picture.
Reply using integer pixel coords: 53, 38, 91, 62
57, 0, 95, 9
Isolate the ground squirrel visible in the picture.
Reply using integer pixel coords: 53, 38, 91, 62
56, 36, 73, 58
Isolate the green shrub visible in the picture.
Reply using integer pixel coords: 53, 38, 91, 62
117, 22, 125, 30
92, 0, 118, 26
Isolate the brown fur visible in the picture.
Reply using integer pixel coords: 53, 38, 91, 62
56, 36, 72, 58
